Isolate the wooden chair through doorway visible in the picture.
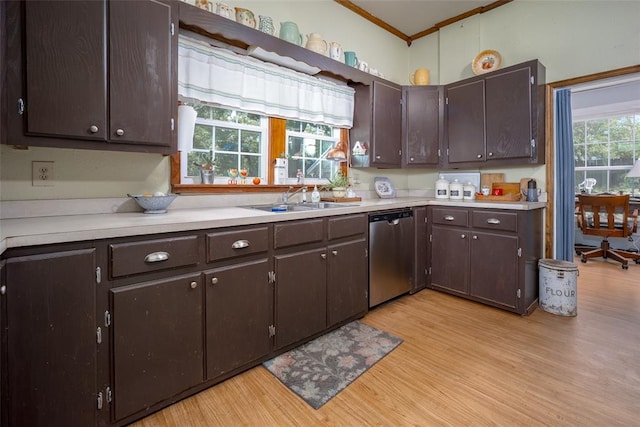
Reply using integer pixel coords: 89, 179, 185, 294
576, 194, 640, 269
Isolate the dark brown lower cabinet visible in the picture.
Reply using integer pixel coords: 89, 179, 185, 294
327, 238, 368, 327
110, 273, 203, 422
469, 231, 519, 310
430, 207, 542, 315
274, 248, 327, 349
431, 225, 469, 295
204, 259, 272, 380
5, 248, 97, 427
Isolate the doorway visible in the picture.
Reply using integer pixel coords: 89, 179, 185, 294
545, 66, 640, 259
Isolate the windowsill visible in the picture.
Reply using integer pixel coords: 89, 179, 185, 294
172, 183, 313, 194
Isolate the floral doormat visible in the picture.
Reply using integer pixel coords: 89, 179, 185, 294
263, 320, 403, 409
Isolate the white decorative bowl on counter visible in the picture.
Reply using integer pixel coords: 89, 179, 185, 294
129, 194, 177, 214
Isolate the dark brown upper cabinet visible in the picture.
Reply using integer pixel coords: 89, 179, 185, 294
402, 85, 442, 168
4, 0, 177, 153
443, 60, 545, 168
350, 80, 402, 168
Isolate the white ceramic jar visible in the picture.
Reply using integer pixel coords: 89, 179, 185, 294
449, 179, 464, 200
435, 175, 449, 199
463, 182, 476, 201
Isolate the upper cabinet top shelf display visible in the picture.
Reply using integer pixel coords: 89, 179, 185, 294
177, 2, 381, 86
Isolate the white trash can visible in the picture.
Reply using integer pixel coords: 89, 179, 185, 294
538, 259, 579, 316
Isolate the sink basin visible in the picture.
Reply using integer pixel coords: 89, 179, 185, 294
247, 202, 352, 212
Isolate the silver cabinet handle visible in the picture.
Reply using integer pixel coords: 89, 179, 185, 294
89, 125, 99, 133
211, 277, 218, 285
332, 250, 338, 256
144, 251, 169, 263
409, 157, 414, 162
0, 285, 5, 295
473, 235, 478, 240
477, 154, 482, 158
488, 152, 494, 157
460, 234, 466, 239
444, 215, 455, 221
115, 128, 125, 136
232, 239, 249, 249
320, 253, 327, 259
190, 281, 198, 289
487, 218, 501, 225
375, 155, 381, 159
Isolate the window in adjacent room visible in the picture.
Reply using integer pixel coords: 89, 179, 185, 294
573, 113, 640, 193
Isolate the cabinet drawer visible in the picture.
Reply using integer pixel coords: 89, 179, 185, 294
431, 208, 469, 227
328, 214, 367, 240
472, 210, 518, 232
274, 219, 324, 249
110, 235, 199, 278
206, 226, 269, 262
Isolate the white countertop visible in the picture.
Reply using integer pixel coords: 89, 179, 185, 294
0, 197, 545, 255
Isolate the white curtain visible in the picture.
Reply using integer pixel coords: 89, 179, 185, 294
178, 36, 355, 128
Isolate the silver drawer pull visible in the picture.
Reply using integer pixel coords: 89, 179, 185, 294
444, 215, 455, 221
190, 281, 198, 289
487, 218, 501, 225
211, 277, 218, 285
232, 239, 250, 249
144, 251, 169, 263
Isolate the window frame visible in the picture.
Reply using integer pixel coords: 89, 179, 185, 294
171, 118, 348, 194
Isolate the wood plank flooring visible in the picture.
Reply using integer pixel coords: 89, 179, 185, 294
132, 258, 640, 426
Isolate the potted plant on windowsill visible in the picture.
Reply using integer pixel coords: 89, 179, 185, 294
193, 151, 215, 184
323, 171, 350, 198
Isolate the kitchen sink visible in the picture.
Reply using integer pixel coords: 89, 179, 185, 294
246, 202, 352, 212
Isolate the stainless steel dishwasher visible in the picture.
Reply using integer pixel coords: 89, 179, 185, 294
368, 209, 413, 307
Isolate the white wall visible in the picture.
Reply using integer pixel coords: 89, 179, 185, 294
2, 0, 639, 200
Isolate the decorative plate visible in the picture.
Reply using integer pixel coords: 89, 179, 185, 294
374, 177, 396, 199
472, 50, 503, 75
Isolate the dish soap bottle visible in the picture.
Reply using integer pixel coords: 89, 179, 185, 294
311, 185, 321, 203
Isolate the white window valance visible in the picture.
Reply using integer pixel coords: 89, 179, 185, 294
178, 36, 355, 128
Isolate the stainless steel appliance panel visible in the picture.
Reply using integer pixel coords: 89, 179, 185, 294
368, 209, 413, 307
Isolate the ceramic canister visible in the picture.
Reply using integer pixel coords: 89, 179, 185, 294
449, 179, 464, 200
463, 182, 476, 200
435, 175, 449, 199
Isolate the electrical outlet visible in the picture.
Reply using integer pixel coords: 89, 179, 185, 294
32, 161, 54, 187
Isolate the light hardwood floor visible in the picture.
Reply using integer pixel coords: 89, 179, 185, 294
133, 258, 640, 426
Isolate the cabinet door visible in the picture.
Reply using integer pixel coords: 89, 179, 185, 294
111, 273, 203, 421
485, 66, 533, 161
430, 225, 469, 294
24, 1, 107, 139
371, 81, 402, 167
403, 86, 440, 167
469, 232, 519, 310
109, 0, 175, 148
327, 239, 368, 327
6, 249, 97, 427
445, 80, 485, 164
274, 248, 326, 349
205, 259, 272, 380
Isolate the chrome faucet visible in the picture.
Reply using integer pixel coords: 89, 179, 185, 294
282, 186, 307, 204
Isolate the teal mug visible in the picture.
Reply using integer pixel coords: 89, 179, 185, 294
344, 51, 357, 67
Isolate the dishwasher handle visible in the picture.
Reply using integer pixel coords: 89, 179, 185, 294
369, 209, 413, 223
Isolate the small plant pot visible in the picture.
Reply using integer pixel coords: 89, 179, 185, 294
331, 187, 346, 198
200, 169, 214, 184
